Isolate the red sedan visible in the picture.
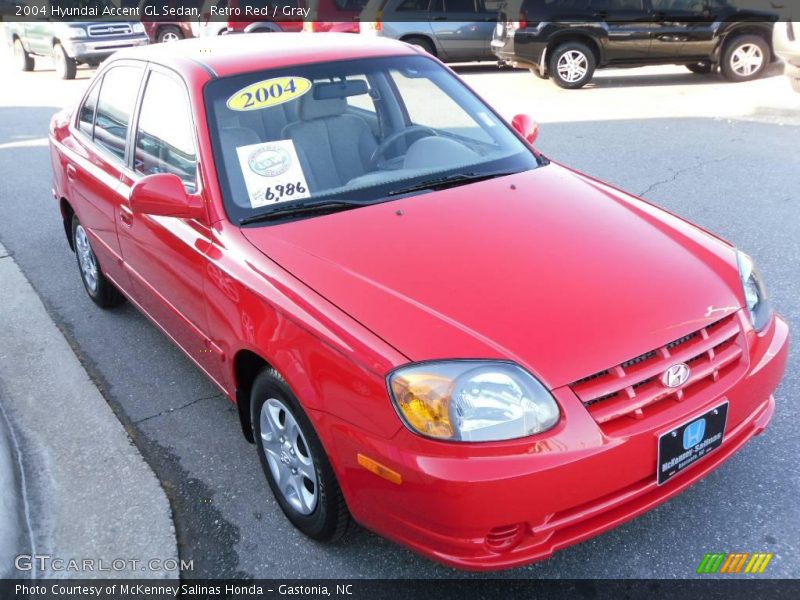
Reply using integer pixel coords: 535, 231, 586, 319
49, 34, 789, 570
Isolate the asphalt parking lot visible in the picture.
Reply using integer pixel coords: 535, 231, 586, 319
0, 42, 798, 579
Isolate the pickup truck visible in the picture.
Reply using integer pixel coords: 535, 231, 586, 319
7, 21, 149, 79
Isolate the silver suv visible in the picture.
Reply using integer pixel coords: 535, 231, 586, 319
773, 22, 800, 92
359, 0, 500, 62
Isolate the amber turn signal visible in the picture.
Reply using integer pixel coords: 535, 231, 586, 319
357, 454, 402, 485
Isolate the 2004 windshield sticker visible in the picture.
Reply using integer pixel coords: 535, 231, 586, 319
237, 140, 311, 208
227, 77, 311, 111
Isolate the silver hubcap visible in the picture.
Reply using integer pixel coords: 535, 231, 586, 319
260, 398, 318, 515
75, 225, 98, 293
161, 32, 180, 43
731, 44, 763, 77
557, 50, 588, 83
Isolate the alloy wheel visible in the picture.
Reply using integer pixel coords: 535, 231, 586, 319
557, 50, 588, 84
161, 31, 181, 43
74, 224, 98, 293
730, 43, 764, 77
260, 397, 318, 515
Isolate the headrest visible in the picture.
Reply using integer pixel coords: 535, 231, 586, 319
299, 93, 347, 121
220, 126, 260, 148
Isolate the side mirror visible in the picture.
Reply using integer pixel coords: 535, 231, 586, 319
129, 173, 204, 220
511, 114, 539, 145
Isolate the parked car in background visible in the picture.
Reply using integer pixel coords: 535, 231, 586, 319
492, 0, 777, 88
6, 20, 149, 79
360, 0, 501, 62
773, 22, 800, 92
143, 21, 196, 43
195, 0, 365, 36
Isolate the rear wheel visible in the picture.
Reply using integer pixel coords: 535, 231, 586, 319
686, 62, 714, 74
157, 25, 184, 44
251, 368, 351, 542
548, 42, 595, 89
14, 38, 34, 72
53, 43, 77, 80
403, 36, 436, 57
71, 215, 124, 308
721, 35, 769, 82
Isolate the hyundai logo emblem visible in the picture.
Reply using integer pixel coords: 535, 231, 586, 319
662, 363, 690, 388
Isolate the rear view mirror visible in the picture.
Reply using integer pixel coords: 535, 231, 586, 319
511, 114, 539, 145
129, 173, 204, 221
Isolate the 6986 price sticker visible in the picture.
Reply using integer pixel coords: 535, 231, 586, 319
236, 140, 311, 208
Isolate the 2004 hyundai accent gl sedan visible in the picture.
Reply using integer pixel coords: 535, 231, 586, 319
49, 34, 789, 571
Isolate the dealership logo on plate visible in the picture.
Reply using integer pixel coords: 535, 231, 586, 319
661, 363, 690, 388
248, 146, 292, 178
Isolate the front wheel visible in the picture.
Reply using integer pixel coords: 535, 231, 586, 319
157, 25, 184, 44
14, 38, 34, 72
548, 42, 595, 89
53, 44, 77, 80
251, 368, 351, 542
721, 35, 769, 82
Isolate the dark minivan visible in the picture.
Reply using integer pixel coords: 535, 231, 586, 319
492, 0, 777, 88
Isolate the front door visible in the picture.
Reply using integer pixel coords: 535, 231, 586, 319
590, 0, 653, 62
117, 65, 226, 388
649, 0, 714, 60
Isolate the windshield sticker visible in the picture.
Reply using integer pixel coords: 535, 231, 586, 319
227, 77, 312, 112
236, 140, 311, 208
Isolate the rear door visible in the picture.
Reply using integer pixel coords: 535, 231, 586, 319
590, 0, 652, 61
65, 62, 145, 294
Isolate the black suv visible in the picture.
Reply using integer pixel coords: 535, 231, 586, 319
492, 0, 777, 88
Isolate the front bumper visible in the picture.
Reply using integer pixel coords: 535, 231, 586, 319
62, 34, 149, 62
324, 313, 789, 570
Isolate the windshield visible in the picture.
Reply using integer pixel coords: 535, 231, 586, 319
205, 55, 539, 225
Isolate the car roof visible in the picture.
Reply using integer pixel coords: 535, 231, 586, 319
113, 33, 419, 79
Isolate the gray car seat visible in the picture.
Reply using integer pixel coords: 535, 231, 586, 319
282, 92, 378, 191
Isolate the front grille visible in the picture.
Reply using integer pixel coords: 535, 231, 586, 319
88, 24, 133, 37
570, 313, 744, 425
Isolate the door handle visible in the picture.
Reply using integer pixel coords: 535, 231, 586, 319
66, 164, 77, 180
119, 205, 133, 227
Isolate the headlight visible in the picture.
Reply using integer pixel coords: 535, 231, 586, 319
387, 361, 560, 442
737, 250, 772, 332
59, 25, 86, 39
132, 22, 145, 34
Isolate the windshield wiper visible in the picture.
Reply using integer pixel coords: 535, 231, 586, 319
387, 170, 520, 197
239, 199, 368, 226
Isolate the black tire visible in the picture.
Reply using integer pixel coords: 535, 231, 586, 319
686, 62, 714, 74
251, 368, 351, 542
54, 44, 77, 80
14, 38, 34, 72
720, 34, 769, 82
71, 215, 124, 308
404, 36, 436, 57
156, 25, 184, 44
529, 66, 548, 80
548, 42, 596, 89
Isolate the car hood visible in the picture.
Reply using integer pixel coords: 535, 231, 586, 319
242, 165, 743, 388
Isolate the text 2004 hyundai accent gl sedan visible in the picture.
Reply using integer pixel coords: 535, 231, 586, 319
49, 34, 789, 570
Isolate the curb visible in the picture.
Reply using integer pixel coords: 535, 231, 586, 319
0, 242, 179, 579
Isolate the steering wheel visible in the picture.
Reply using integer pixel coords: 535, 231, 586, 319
370, 125, 438, 169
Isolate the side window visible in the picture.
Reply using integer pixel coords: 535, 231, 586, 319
94, 65, 143, 161
78, 79, 101, 136
397, 0, 430, 11
344, 75, 376, 114
134, 70, 197, 192
650, 0, 704, 13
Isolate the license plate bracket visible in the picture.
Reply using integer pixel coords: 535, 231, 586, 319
657, 402, 728, 485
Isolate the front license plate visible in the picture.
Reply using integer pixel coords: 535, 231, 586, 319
657, 402, 728, 485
